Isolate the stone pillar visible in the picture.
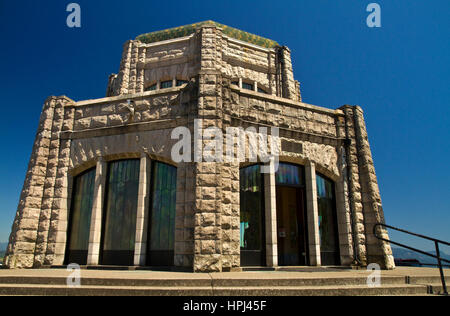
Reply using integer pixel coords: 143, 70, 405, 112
4, 96, 74, 269
86, 158, 107, 265
264, 159, 278, 267
174, 162, 195, 270
32, 97, 74, 267
115, 40, 134, 95
45, 104, 76, 266
335, 145, 355, 266
305, 161, 321, 266
134, 154, 150, 266
341, 105, 368, 266
352, 107, 394, 269
278, 46, 297, 101
136, 46, 146, 94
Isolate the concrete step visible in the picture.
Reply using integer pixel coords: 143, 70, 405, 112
212, 284, 429, 296
408, 275, 450, 295
0, 275, 407, 288
425, 283, 448, 295
0, 283, 428, 296
408, 275, 450, 285
0, 284, 213, 296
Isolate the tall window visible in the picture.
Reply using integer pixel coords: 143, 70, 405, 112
101, 159, 140, 266
66, 168, 96, 265
316, 174, 340, 265
147, 161, 177, 266
240, 165, 265, 266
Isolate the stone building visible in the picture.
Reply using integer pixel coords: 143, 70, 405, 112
4, 21, 394, 272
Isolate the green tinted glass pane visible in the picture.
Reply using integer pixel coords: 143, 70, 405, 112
150, 162, 177, 251
160, 81, 173, 89
240, 165, 264, 250
176, 80, 188, 86
242, 82, 254, 90
316, 174, 339, 260
103, 159, 140, 252
145, 84, 157, 91
275, 163, 303, 186
68, 168, 96, 251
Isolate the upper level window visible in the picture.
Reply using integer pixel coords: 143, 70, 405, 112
145, 83, 157, 92
160, 80, 173, 89
257, 87, 267, 94
231, 81, 239, 87
242, 82, 254, 91
176, 80, 188, 87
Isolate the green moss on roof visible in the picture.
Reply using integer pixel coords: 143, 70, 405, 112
136, 21, 279, 49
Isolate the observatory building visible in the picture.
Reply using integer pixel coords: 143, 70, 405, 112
4, 21, 394, 272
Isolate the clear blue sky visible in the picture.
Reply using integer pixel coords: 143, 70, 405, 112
0, 0, 449, 253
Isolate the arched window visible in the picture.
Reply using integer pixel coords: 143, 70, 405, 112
316, 174, 340, 265
147, 161, 177, 266
101, 159, 140, 266
239, 164, 265, 266
65, 168, 96, 265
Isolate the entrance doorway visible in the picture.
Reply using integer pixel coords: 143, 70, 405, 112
276, 186, 308, 266
275, 163, 308, 266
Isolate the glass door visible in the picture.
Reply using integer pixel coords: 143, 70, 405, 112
275, 163, 308, 266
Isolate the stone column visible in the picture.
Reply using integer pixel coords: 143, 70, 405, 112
340, 105, 368, 266
4, 96, 73, 269
87, 158, 107, 265
264, 159, 278, 267
278, 46, 297, 101
116, 40, 134, 95
192, 24, 232, 272
136, 46, 146, 93
45, 103, 76, 266
335, 145, 355, 266
352, 107, 394, 269
305, 161, 321, 266
134, 155, 150, 266
128, 42, 139, 94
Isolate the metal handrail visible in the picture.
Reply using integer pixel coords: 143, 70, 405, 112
373, 223, 449, 295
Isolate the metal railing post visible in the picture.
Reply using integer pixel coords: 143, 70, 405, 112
435, 241, 448, 295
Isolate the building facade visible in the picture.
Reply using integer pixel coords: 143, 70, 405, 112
4, 21, 394, 272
